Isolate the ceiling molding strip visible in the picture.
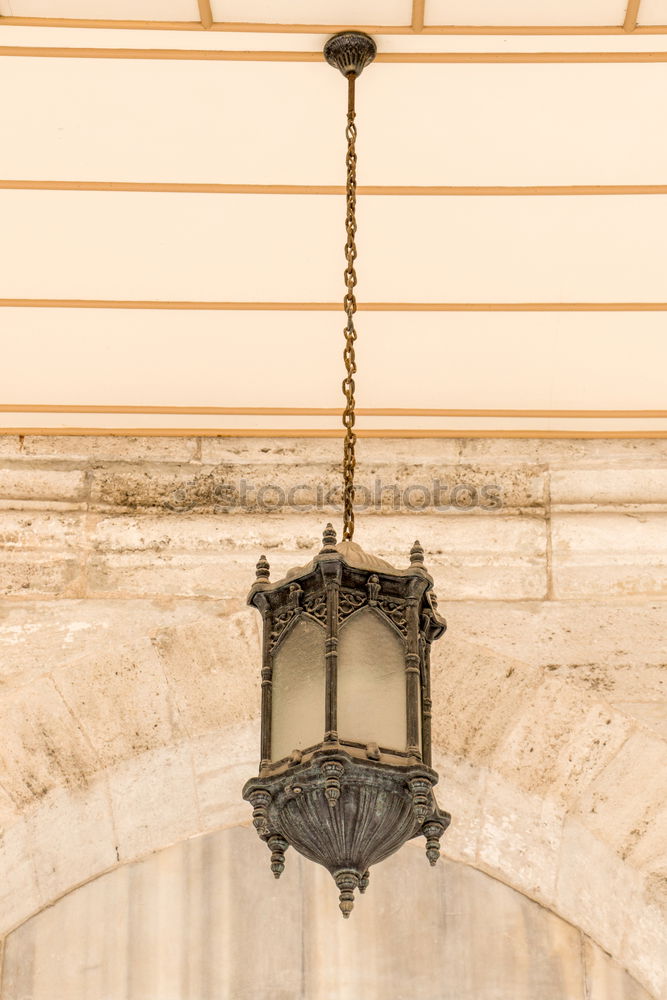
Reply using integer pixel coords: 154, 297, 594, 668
0, 427, 665, 439
1, 17, 667, 35
1, 406, 665, 418
2, 300, 667, 312
196, 0, 213, 30
2, 182, 667, 196
624, 0, 642, 32
4, 46, 667, 63
411, 0, 426, 32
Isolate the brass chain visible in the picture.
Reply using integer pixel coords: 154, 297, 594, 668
342, 73, 358, 541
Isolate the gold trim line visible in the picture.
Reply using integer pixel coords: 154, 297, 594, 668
1, 406, 665, 418
4, 46, 667, 63
1, 17, 667, 35
0, 428, 665, 439
2, 300, 667, 312
2, 181, 667, 196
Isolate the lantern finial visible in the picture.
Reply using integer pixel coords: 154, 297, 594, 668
255, 554, 270, 581
410, 540, 425, 566
321, 523, 337, 552
335, 869, 361, 918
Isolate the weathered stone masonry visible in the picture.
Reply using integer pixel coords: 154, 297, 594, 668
0, 435, 665, 997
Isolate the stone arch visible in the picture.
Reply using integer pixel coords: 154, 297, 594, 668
0, 826, 653, 1000
0, 600, 664, 997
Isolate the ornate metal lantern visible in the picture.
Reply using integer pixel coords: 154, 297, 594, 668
242, 31, 451, 917
243, 528, 449, 917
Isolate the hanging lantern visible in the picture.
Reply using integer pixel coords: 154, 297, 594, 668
242, 31, 450, 918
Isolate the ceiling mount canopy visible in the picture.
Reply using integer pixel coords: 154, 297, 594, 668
323, 31, 377, 79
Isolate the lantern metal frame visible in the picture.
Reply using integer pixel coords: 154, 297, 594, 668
242, 525, 450, 917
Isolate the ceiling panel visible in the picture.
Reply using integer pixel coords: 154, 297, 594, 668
1, 191, 667, 301
210, 0, 411, 25
1, 20, 665, 431
2, 308, 665, 411
638, 0, 667, 23
2, 59, 666, 185
2, 0, 199, 18
0, 60, 341, 184
425, 0, 626, 26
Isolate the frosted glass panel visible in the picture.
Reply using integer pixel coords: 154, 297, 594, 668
271, 618, 326, 762
338, 608, 407, 750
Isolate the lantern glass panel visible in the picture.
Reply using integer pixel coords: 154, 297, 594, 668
337, 607, 407, 750
271, 617, 326, 761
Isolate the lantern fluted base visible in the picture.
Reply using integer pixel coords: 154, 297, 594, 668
243, 747, 451, 917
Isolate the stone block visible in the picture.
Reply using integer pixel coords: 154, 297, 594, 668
0, 466, 87, 504
458, 438, 544, 464
0, 437, 23, 457
492, 679, 635, 807
545, 438, 667, 466
0, 819, 40, 936
612, 702, 667, 739
86, 512, 546, 601
86, 550, 249, 600
0, 677, 98, 809
584, 937, 654, 1000
551, 467, 667, 506
430, 635, 543, 766
571, 729, 667, 869
0, 598, 237, 683
19, 435, 198, 463
0, 785, 19, 832
0, 511, 85, 596
199, 436, 462, 466
152, 611, 259, 736
0, 551, 81, 597
552, 512, 667, 598
190, 722, 258, 831
445, 601, 667, 677
108, 744, 201, 862
431, 752, 485, 865
556, 819, 640, 959
622, 882, 667, 1000
52, 636, 183, 769
27, 780, 116, 909
477, 774, 564, 904
87, 458, 542, 515
0, 510, 84, 550
195, 758, 254, 831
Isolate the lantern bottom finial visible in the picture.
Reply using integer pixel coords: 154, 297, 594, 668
335, 868, 361, 918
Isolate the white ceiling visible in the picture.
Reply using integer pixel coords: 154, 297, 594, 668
0, 4, 666, 435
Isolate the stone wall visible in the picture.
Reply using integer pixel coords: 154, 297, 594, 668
0, 435, 665, 997
0, 826, 652, 1000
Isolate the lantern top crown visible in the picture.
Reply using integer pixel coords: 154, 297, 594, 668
249, 524, 446, 639
251, 523, 436, 590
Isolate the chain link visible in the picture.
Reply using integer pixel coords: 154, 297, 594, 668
342, 74, 358, 541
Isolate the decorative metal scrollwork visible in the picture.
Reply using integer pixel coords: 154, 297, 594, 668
268, 585, 305, 650
303, 592, 328, 626
269, 609, 296, 650
377, 597, 409, 638
338, 589, 366, 625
